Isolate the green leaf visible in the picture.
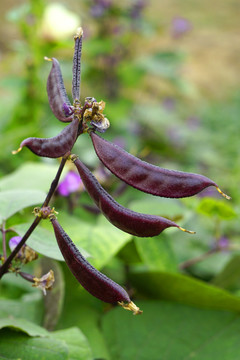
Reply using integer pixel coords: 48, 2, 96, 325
12, 223, 90, 261
58, 213, 132, 268
0, 189, 45, 222
51, 327, 93, 360
130, 270, 240, 312
102, 300, 240, 360
0, 293, 44, 325
0, 318, 48, 337
197, 197, 236, 219
41, 258, 65, 331
0, 162, 65, 192
0, 329, 68, 360
212, 255, 240, 290
134, 234, 178, 272
12, 223, 64, 261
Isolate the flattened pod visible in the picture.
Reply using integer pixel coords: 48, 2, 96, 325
90, 131, 230, 199
46, 57, 73, 122
51, 218, 142, 314
16, 117, 79, 158
73, 158, 193, 237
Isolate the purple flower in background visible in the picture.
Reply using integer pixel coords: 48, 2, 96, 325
162, 97, 176, 112
130, 0, 146, 19
90, 0, 112, 17
171, 17, 192, 39
58, 170, 83, 197
9, 236, 22, 251
218, 236, 230, 251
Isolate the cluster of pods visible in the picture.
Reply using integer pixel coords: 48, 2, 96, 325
14, 28, 230, 314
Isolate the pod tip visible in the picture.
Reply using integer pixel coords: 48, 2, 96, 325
216, 187, 231, 200
118, 301, 143, 315
44, 56, 52, 62
179, 226, 196, 234
12, 147, 22, 155
75, 27, 83, 39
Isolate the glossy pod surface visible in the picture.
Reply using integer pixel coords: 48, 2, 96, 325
51, 218, 131, 304
90, 132, 219, 198
20, 117, 79, 158
46, 57, 73, 122
73, 158, 183, 237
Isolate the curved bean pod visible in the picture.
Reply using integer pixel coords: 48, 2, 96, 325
90, 131, 230, 199
73, 157, 193, 237
51, 217, 142, 314
15, 117, 79, 158
46, 57, 73, 122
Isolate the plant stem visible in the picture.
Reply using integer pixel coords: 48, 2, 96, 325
1, 221, 7, 260
179, 248, 217, 270
0, 157, 67, 279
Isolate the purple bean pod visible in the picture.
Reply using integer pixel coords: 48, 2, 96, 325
72, 28, 83, 102
90, 131, 230, 200
14, 117, 79, 158
51, 217, 142, 314
46, 57, 73, 122
72, 157, 193, 237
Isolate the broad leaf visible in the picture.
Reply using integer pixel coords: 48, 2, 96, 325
58, 213, 132, 268
102, 300, 240, 360
134, 234, 178, 272
12, 223, 90, 261
0, 162, 64, 192
0, 293, 43, 325
0, 318, 48, 337
0, 189, 45, 222
0, 329, 68, 360
51, 327, 93, 360
130, 270, 240, 312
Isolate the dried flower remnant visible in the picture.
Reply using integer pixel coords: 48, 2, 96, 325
32, 270, 55, 295
9, 236, 38, 264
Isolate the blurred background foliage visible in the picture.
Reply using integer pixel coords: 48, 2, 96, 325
0, 0, 240, 359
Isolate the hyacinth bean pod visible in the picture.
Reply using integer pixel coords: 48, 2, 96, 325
45, 57, 73, 122
51, 217, 142, 314
90, 131, 230, 200
72, 157, 194, 237
72, 28, 83, 102
14, 117, 79, 158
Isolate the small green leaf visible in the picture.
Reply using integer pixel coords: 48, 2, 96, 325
0, 318, 48, 337
102, 300, 240, 360
0, 189, 45, 222
197, 197, 236, 219
0, 329, 68, 360
51, 327, 93, 360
